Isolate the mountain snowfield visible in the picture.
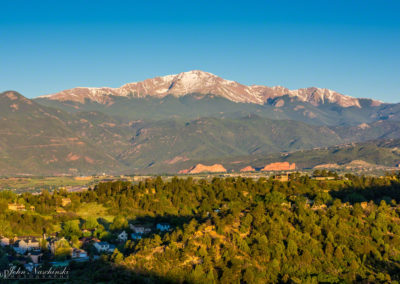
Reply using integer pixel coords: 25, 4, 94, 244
39, 70, 379, 108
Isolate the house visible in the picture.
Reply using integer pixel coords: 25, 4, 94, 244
108, 244, 116, 253
311, 204, 327, 210
61, 198, 71, 207
130, 224, 152, 235
79, 237, 100, 246
71, 248, 89, 261
131, 233, 142, 240
71, 248, 88, 258
281, 202, 292, 208
28, 250, 43, 264
56, 207, 66, 213
314, 176, 336, 181
13, 238, 40, 254
341, 202, 353, 208
93, 241, 107, 253
8, 203, 26, 211
81, 229, 93, 235
118, 231, 128, 242
93, 242, 115, 253
273, 174, 289, 182
0, 237, 10, 247
156, 223, 171, 232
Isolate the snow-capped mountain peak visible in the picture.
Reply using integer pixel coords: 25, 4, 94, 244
38, 70, 379, 108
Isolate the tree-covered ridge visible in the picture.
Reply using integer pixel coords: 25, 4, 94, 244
1, 174, 400, 283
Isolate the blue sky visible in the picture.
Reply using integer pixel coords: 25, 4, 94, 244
1, 0, 399, 102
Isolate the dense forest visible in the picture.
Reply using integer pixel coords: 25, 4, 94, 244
1, 173, 400, 283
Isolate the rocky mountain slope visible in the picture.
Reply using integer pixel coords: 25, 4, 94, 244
3, 90, 400, 175
0, 91, 126, 175
118, 116, 344, 171
39, 70, 378, 107
162, 139, 400, 174
36, 71, 397, 127
119, 114, 400, 171
2, 69, 400, 175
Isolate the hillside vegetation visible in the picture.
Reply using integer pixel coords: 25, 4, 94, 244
1, 175, 400, 282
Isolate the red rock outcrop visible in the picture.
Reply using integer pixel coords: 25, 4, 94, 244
240, 166, 256, 172
178, 168, 190, 174
178, 163, 227, 174
261, 162, 295, 171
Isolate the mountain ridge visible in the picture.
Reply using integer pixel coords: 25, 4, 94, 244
2, 88, 400, 175
38, 70, 381, 108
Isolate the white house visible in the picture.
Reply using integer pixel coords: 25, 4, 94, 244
93, 242, 116, 253
71, 248, 89, 261
93, 242, 109, 253
117, 231, 128, 242
71, 248, 88, 258
156, 223, 171, 232
13, 238, 40, 254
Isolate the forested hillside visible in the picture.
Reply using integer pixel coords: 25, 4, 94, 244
1, 175, 400, 282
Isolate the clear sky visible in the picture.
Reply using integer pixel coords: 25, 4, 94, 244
1, 0, 399, 102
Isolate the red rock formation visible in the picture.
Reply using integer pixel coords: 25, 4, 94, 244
261, 162, 295, 171
178, 168, 190, 174
240, 166, 255, 172
178, 163, 227, 174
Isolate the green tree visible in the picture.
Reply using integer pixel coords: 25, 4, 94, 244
0, 218, 11, 237
111, 248, 124, 264
83, 216, 99, 230
62, 220, 81, 239
110, 215, 128, 231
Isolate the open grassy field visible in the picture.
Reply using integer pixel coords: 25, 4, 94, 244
0, 176, 98, 193
76, 202, 115, 223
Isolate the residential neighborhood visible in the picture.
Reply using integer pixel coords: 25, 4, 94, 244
0, 220, 171, 272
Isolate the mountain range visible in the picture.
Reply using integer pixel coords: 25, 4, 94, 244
2, 70, 400, 175
39, 70, 374, 107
